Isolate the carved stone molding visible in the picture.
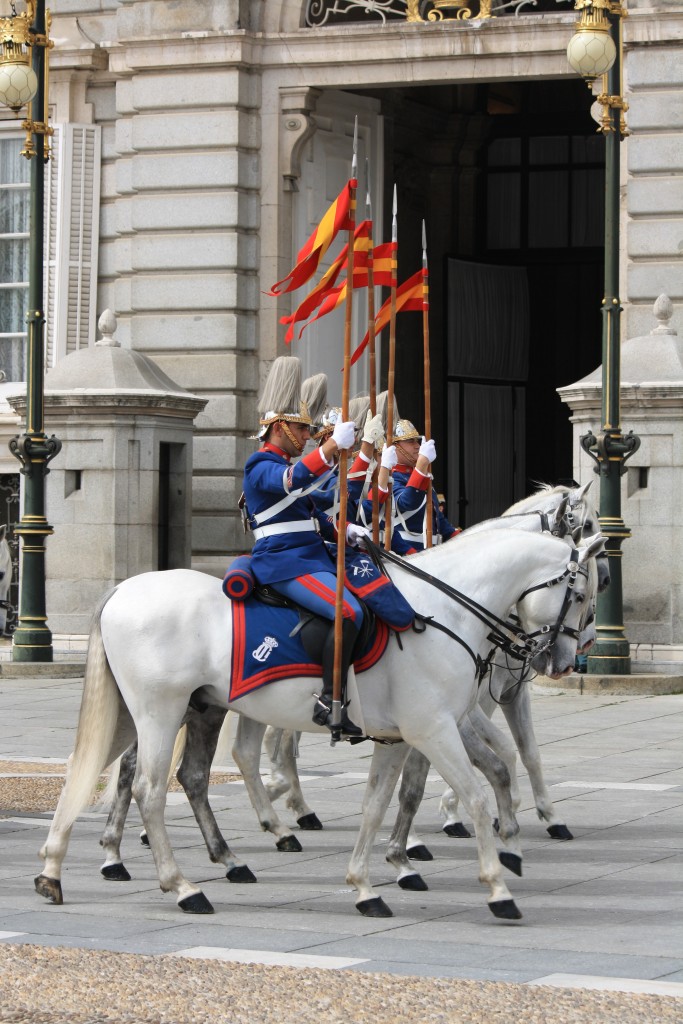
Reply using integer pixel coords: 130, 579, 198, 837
279, 87, 322, 189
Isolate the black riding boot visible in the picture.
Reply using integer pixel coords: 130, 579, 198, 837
312, 618, 363, 737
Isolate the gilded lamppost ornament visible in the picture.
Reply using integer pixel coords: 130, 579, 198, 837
0, 0, 53, 158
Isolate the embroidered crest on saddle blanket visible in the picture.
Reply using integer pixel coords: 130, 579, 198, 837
230, 599, 389, 701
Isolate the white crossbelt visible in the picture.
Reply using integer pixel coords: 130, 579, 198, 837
252, 521, 318, 541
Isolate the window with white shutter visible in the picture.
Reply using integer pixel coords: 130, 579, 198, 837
46, 124, 101, 365
0, 122, 101, 380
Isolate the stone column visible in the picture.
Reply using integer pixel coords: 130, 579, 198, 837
557, 296, 683, 692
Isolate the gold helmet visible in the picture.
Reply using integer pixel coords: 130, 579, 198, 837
392, 419, 420, 444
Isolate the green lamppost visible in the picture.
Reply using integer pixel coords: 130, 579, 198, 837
567, 0, 640, 675
0, 0, 60, 662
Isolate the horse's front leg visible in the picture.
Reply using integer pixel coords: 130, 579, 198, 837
413, 724, 521, 920
459, 716, 523, 877
468, 704, 521, 813
99, 743, 138, 881
501, 685, 573, 840
263, 728, 321, 831
133, 713, 213, 913
385, 748, 432, 889
176, 706, 257, 882
232, 716, 303, 852
346, 741, 410, 917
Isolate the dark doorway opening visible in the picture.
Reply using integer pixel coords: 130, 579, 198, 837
361, 78, 604, 527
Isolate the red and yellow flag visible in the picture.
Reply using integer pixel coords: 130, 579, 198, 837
280, 220, 371, 342
268, 180, 356, 296
350, 268, 426, 366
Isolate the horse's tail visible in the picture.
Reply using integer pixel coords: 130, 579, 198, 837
47, 590, 122, 836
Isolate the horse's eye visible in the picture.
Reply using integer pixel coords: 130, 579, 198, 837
575, 593, 584, 603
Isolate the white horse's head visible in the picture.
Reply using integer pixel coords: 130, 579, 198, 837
506, 481, 610, 593
516, 532, 604, 679
0, 525, 12, 635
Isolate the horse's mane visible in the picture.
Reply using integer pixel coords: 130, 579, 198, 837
504, 482, 568, 516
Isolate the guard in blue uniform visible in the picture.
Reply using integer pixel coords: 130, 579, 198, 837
369, 419, 460, 555
242, 356, 364, 737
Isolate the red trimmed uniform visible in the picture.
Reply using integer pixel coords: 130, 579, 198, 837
243, 442, 363, 628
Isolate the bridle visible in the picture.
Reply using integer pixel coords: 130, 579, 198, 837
364, 539, 590, 676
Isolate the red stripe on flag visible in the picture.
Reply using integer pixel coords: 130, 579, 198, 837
350, 269, 425, 366
268, 180, 356, 296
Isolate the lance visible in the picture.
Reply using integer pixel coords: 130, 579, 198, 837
365, 163, 380, 545
422, 220, 433, 549
384, 185, 398, 552
331, 118, 358, 738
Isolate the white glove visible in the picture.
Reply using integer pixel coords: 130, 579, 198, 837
331, 419, 356, 451
419, 437, 437, 463
346, 523, 371, 549
380, 444, 398, 471
362, 412, 384, 446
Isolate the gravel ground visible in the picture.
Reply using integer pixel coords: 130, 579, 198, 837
0, 762, 241, 815
0, 945, 680, 1024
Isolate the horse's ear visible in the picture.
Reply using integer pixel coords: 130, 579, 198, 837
0, 525, 6, 542
577, 480, 592, 498
550, 494, 569, 532
579, 532, 605, 563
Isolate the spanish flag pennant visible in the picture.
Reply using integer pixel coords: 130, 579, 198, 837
350, 268, 426, 367
280, 220, 371, 343
268, 179, 357, 297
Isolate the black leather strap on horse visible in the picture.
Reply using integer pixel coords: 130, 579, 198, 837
363, 538, 534, 660
411, 611, 493, 683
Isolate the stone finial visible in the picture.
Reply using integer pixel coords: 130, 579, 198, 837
96, 309, 120, 347
651, 294, 676, 336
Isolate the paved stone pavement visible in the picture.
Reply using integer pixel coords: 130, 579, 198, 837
0, 675, 681, 998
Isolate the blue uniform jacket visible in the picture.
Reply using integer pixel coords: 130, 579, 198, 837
362, 465, 458, 555
243, 445, 337, 584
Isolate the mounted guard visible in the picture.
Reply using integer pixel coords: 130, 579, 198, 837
240, 355, 364, 737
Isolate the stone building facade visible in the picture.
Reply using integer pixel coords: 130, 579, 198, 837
0, 0, 681, 652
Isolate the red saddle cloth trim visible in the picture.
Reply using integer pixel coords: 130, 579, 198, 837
229, 601, 390, 701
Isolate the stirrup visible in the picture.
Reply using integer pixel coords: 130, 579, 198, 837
312, 695, 363, 737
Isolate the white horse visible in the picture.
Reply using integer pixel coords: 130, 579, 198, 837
37, 526, 601, 921
97, 485, 601, 887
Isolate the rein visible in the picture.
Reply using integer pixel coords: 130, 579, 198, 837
364, 538, 586, 672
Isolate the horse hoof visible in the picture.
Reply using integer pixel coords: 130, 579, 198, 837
498, 852, 523, 877
101, 863, 132, 882
178, 891, 214, 914
489, 899, 522, 921
407, 844, 433, 862
398, 873, 429, 892
443, 822, 471, 839
34, 874, 63, 905
140, 831, 150, 848
226, 865, 257, 883
276, 835, 303, 852
356, 897, 393, 918
297, 813, 323, 831
547, 823, 574, 841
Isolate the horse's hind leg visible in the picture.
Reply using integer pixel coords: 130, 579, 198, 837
385, 748, 432, 890
264, 728, 321, 831
347, 741, 411, 916
232, 716, 303, 851
176, 706, 257, 882
500, 686, 573, 840
99, 742, 137, 881
133, 713, 213, 913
